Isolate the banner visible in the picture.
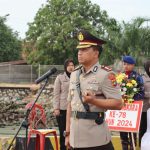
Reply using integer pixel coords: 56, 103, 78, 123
105, 101, 143, 132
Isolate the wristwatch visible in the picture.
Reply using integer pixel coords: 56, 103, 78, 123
63, 131, 70, 137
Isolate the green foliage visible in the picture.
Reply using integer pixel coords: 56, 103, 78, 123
24, 0, 119, 65
117, 18, 150, 65
24, 0, 150, 66
0, 16, 22, 62
101, 17, 150, 65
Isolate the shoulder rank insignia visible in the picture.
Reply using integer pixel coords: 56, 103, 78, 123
108, 73, 117, 87
101, 65, 112, 72
73, 65, 82, 71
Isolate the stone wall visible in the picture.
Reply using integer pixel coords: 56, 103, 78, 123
0, 84, 57, 128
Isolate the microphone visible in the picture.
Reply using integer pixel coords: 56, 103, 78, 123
35, 67, 57, 84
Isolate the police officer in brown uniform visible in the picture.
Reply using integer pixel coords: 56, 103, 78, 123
65, 30, 123, 150
53, 59, 75, 150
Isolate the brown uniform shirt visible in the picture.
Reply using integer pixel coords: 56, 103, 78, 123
67, 62, 122, 148
53, 72, 70, 110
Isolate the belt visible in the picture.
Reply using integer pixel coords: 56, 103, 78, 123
71, 111, 104, 120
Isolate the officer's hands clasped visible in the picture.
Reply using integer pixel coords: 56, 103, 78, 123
83, 90, 96, 104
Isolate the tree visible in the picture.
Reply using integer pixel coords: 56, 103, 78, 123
0, 16, 22, 62
117, 17, 150, 65
102, 17, 150, 66
24, 0, 120, 65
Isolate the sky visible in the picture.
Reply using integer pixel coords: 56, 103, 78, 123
0, 0, 150, 39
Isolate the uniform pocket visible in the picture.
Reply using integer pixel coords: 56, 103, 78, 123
62, 80, 69, 89
69, 83, 77, 97
70, 83, 76, 90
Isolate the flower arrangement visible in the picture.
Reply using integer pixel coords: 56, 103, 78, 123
115, 73, 139, 103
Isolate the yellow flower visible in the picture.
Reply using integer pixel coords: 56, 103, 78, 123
116, 79, 123, 84
131, 80, 137, 85
116, 73, 126, 83
126, 83, 133, 87
115, 72, 139, 103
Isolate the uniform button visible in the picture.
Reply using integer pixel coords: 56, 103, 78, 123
80, 77, 84, 80
71, 91, 74, 96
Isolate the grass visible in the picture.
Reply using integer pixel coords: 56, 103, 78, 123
112, 136, 140, 150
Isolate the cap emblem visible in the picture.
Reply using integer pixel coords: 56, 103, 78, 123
78, 32, 84, 41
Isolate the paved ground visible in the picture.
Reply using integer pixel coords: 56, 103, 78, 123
0, 126, 59, 136
0, 126, 26, 137
0, 126, 119, 136
0, 127, 140, 150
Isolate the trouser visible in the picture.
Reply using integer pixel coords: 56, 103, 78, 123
56, 110, 67, 150
70, 142, 114, 150
139, 112, 147, 147
120, 132, 137, 150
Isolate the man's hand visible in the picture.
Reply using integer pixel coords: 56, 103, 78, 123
53, 109, 60, 116
65, 136, 71, 149
83, 90, 96, 104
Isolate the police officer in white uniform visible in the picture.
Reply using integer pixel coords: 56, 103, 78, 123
65, 30, 123, 150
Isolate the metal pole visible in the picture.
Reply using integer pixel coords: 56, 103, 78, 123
131, 132, 136, 150
7, 78, 50, 150
9, 64, 11, 82
31, 65, 32, 83
38, 64, 40, 78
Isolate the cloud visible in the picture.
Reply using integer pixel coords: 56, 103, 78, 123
0, 0, 149, 38
91, 0, 150, 22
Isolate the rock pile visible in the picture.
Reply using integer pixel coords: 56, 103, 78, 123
0, 84, 57, 128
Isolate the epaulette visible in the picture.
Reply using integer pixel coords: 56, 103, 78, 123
101, 65, 112, 72
73, 65, 82, 71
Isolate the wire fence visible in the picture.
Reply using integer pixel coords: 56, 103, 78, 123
0, 63, 145, 84
0, 64, 64, 84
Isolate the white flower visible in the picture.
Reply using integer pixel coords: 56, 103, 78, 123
121, 91, 126, 95
134, 83, 137, 86
123, 87, 127, 92
133, 88, 137, 92
122, 83, 126, 86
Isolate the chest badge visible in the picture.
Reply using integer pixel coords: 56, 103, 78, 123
93, 66, 98, 72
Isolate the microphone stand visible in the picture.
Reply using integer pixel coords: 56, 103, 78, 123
7, 78, 49, 150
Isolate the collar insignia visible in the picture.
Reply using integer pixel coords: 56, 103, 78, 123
93, 66, 98, 72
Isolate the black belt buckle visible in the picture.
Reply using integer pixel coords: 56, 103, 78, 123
95, 112, 104, 125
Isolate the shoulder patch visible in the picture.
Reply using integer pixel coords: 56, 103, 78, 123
108, 73, 115, 80
108, 73, 117, 87
73, 65, 82, 71
101, 65, 112, 72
